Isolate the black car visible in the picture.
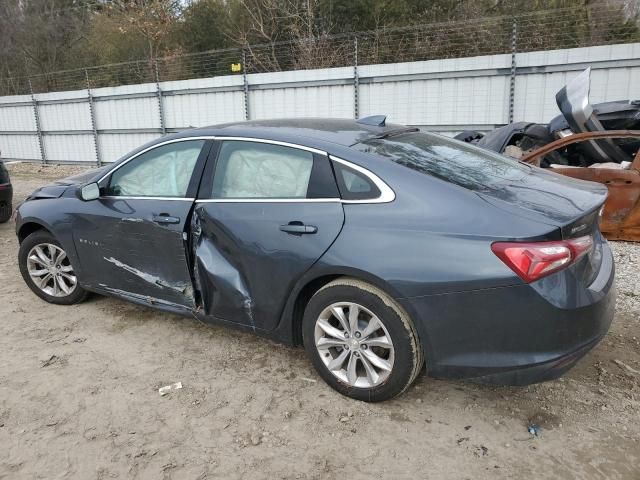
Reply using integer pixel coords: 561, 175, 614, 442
14, 117, 615, 401
0, 159, 12, 223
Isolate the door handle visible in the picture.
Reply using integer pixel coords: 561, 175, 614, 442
152, 214, 181, 225
279, 221, 318, 235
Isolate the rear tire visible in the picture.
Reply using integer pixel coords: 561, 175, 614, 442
303, 278, 424, 402
0, 203, 11, 223
19, 230, 89, 305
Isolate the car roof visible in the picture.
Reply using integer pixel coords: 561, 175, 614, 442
179, 118, 412, 148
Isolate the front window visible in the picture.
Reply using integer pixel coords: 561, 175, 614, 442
354, 131, 530, 191
106, 140, 204, 197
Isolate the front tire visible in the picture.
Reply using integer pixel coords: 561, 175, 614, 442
19, 230, 89, 305
303, 278, 424, 402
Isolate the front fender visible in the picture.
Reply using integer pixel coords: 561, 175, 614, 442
16, 199, 84, 280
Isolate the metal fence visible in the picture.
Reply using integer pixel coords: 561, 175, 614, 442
0, 2, 639, 166
1, 2, 638, 96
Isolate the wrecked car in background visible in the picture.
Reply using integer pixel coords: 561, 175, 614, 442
456, 68, 640, 241
15, 117, 615, 401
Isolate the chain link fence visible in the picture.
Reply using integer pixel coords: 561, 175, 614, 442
1, 2, 638, 97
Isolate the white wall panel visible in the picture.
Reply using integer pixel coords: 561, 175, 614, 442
94, 97, 160, 130
0, 105, 37, 131
250, 85, 353, 119
360, 75, 509, 126
163, 91, 244, 128
98, 133, 159, 163
39, 101, 91, 131
160, 75, 243, 92
0, 135, 41, 160
92, 82, 157, 98
43, 134, 96, 162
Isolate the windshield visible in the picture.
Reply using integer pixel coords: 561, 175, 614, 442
354, 131, 530, 191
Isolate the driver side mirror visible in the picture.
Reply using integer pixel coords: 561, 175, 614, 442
79, 182, 100, 201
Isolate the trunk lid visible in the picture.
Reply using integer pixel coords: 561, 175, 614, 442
475, 165, 607, 235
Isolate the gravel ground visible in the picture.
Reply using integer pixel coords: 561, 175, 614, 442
0, 164, 639, 480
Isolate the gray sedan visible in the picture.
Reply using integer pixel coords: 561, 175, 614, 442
15, 117, 615, 401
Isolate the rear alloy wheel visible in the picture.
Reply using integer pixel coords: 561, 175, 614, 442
19, 230, 89, 305
303, 278, 424, 402
315, 302, 395, 388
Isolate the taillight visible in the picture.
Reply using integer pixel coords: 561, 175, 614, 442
491, 235, 593, 283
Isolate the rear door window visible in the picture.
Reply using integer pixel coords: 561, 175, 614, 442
354, 131, 530, 191
210, 141, 339, 199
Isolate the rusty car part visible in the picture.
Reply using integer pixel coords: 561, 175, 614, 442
522, 130, 640, 241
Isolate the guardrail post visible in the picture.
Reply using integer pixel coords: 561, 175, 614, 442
85, 70, 102, 166
353, 37, 360, 119
155, 61, 167, 135
242, 49, 250, 120
28, 79, 46, 164
508, 17, 518, 123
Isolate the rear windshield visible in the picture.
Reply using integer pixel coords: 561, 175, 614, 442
354, 131, 530, 191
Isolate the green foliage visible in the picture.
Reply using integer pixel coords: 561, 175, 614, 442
0, 0, 638, 94
175, 0, 231, 53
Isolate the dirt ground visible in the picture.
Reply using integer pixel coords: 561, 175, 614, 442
0, 164, 639, 480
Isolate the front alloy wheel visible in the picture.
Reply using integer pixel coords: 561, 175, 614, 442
27, 243, 77, 297
19, 230, 89, 305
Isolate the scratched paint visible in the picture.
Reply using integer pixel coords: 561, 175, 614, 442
104, 256, 192, 295
97, 283, 192, 312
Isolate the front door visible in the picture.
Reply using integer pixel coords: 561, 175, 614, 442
72, 139, 211, 309
192, 139, 344, 330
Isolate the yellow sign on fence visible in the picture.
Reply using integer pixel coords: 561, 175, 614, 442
231, 63, 242, 73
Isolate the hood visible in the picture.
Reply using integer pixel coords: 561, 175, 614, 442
27, 166, 110, 200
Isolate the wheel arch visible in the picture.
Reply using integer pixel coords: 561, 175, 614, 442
281, 266, 413, 346
18, 221, 52, 244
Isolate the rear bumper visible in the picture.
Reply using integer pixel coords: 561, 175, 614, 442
467, 334, 604, 385
400, 241, 615, 385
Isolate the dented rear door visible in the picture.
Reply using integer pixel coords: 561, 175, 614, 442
192, 139, 344, 330
72, 139, 212, 309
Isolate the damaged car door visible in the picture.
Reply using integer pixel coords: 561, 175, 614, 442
73, 139, 210, 309
192, 139, 344, 330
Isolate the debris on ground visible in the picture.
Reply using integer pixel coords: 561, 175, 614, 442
612, 359, 640, 375
527, 424, 541, 436
158, 382, 183, 396
41, 355, 60, 368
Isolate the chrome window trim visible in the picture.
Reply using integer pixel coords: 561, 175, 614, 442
330, 155, 396, 204
97, 136, 215, 184
95, 135, 394, 204
213, 137, 326, 155
196, 198, 341, 204
100, 196, 195, 201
